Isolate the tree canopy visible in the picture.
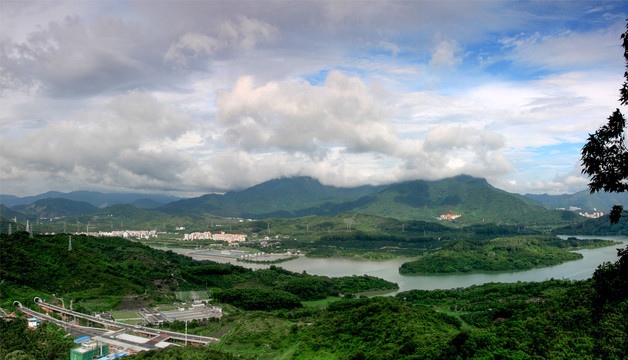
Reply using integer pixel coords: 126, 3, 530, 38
581, 21, 628, 223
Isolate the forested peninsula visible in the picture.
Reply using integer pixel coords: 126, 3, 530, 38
399, 236, 618, 274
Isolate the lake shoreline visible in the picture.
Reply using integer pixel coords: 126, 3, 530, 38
154, 235, 628, 292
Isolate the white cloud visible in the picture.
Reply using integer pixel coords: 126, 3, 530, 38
0, 92, 197, 191
428, 39, 462, 71
215, 71, 397, 155
500, 20, 625, 70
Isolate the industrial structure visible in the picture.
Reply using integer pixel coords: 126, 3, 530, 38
70, 338, 109, 360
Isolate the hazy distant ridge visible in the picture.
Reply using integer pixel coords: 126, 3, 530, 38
524, 190, 627, 211
0, 191, 181, 208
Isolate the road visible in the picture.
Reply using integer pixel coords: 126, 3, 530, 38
30, 297, 219, 345
16, 302, 170, 351
17, 305, 110, 337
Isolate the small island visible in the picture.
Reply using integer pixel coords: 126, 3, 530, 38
399, 236, 620, 274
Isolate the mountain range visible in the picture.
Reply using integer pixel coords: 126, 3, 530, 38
0, 191, 180, 209
1, 175, 624, 224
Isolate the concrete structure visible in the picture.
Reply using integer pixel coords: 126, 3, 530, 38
27, 317, 41, 328
183, 231, 247, 243
160, 304, 223, 323
138, 308, 167, 325
70, 340, 109, 360
211, 231, 247, 243
183, 231, 212, 240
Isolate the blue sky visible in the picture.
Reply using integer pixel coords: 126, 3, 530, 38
1, 0, 627, 197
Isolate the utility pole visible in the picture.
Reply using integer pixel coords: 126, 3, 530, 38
27, 220, 33, 238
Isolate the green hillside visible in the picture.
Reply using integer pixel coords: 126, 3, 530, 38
157, 175, 582, 226
0, 232, 396, 310
351, 175, 578, 224
0, 204, 28, 222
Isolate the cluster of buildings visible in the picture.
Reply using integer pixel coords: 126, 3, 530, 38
438, 213, 462, 221
579, 209, 605, 219
75, 230, 158, 239
183, 231, 247, 244
137, 302, 223, 326
556, 206, 606, 219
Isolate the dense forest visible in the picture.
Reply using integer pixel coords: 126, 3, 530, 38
0, 232, 396, 311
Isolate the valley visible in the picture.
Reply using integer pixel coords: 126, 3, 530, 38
1, 176, 627, 359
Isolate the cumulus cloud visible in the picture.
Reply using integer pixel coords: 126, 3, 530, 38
209, 71, 515, 189
0, 92, 197, 191
215, 71, 397, 155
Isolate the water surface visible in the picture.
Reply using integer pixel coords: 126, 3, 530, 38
159, 235, 627, 293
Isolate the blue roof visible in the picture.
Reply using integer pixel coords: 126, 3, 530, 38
74, 336, 90, 343
28, 317, 39, 321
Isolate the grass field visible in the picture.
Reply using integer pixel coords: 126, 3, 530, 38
302, 296, 342, 309
111, 310, 141, 321
176, 290, 210, 302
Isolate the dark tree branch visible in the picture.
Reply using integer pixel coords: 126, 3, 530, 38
580, 20, 628, 224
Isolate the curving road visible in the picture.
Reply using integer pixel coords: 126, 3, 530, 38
16, 304, 110, 336
31, 297, 219, 344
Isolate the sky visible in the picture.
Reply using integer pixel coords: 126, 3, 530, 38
1, 0, 627, 198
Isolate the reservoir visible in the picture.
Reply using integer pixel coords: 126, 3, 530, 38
161, 235, 628, 293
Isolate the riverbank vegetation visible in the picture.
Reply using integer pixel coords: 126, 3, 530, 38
237, 255, 299, 264
399, 236, 618, 274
